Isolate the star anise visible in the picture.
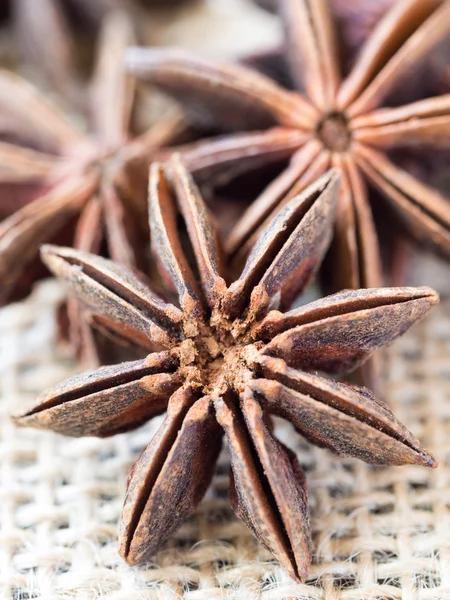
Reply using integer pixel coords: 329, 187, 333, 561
0, 10, 188, 362
126, 0, 450, 294
15, 156, 438, 582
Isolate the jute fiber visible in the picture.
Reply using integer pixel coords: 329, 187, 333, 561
0, 280, 449, 599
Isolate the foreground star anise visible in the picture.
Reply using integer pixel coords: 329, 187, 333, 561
15, 157, 438, 582
0, 11, 187, 360
127, 0, 450, 293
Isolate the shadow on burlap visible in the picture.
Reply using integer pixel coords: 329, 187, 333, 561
0, 279, 449, 600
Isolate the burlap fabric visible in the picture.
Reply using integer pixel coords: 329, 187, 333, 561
0, 279, 449, 600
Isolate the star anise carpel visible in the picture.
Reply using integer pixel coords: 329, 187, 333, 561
14, 156, 438, 582
126, 0, 450, 294
0, 10, 189, 362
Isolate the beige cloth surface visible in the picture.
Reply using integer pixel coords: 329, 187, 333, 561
0, 279, 449, 600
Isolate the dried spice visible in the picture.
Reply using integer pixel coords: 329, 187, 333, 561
127, 0, 450, 294
0, 11, 188, 362
15, 156, 438, 582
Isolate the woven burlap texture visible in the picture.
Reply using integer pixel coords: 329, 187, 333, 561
0, 280, 449, 600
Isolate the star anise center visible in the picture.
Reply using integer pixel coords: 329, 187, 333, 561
177, 325, 258, 396
66, 139, 126, 181
316, 112, 351, 152
92, 146, 125, 174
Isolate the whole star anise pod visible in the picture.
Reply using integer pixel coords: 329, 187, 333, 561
126, 0, 450, 294
0, 10, 187, 362
15, 156, 438, 582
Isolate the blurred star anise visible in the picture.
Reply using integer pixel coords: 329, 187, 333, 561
15, 157, 438, 582
8, 0, 124, 100
0, 11, 187, 362
127, 0, 450, 294
7, 0, 192, 100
